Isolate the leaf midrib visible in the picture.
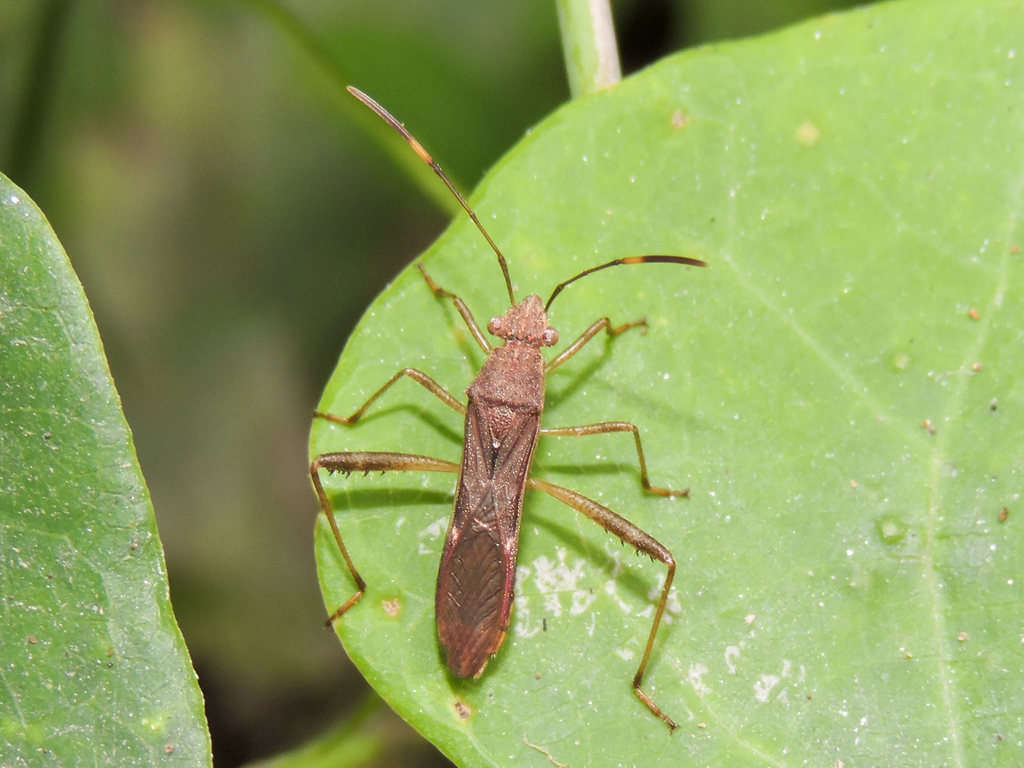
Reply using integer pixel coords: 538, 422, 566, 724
919, 147, 1024, 768
712, 58, 1024, 765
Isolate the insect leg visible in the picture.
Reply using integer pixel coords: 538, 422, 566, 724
539, 422, 688, 497
315, 368, 465, 425
526, 476, 678, 731
417, 263, 492, 353
311, 451, 460, 623
545, 317, 646, 373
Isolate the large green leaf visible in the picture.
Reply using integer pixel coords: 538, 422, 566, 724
310, 0, 1024, 764
0, 176, 211, 766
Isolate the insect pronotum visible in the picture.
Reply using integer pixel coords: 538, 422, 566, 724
310, 86, 707, 731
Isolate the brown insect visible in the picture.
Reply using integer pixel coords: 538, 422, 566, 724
310, 86, 706, 731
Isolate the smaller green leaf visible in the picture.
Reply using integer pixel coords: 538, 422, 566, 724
246, 693, 383, 768
0, 175, 210, 766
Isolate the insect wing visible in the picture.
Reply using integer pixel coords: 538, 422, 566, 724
436, 402, 539, 678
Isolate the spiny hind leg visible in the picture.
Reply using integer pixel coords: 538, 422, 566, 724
311, 452, 459, 622
527, 476, 678, 732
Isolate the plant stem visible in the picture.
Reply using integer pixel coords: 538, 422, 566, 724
555, 0, 622, 98
5, 0, 77, 189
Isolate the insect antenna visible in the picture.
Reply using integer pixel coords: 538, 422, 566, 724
545, 255, 707, 312
347, 86, 517, 306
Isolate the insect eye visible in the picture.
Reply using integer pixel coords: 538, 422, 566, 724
487, 317, 502, 335
541, 327, 558, 346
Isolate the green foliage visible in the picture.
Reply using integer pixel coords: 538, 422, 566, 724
0, 176, 210, 766
245, 694, 384, 768
310, 0, 1024, 765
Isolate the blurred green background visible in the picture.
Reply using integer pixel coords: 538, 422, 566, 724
0, 1, 857, 765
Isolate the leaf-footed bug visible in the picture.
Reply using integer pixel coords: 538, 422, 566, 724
310, 87, 706, 730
